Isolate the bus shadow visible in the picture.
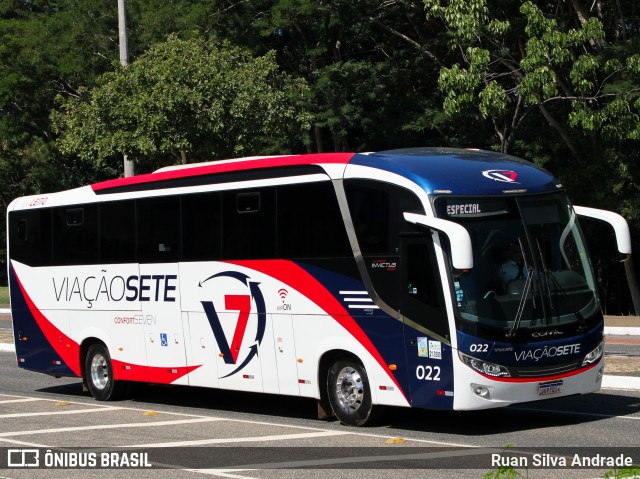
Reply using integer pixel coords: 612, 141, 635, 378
37, 381, 640, 436
381, 391, 640, 435
38, 381, 320, 422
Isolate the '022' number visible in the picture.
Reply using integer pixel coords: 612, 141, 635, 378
469, 343, 489, 353
416, 365, 441, 381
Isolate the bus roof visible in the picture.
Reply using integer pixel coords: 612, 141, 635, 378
350, 148, 559, 195
84, 148, 558, 197
91, 153, 354, 193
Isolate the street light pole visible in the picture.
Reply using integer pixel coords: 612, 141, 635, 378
117, 0, 135, 177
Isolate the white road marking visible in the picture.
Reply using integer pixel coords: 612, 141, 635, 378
0, 398, 41, 404
0, 437, 50, 447
190, 447, 499, 473
131, 430, 349, 448
184, 470, 257, 479
512, 406, 640, 420
0, 407, 121, 419
0, 417, 225, 437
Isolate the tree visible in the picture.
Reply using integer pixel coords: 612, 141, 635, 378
0, 0, 131, 266
254, 0, 448, 152
424, 0, 640, 155
52, 35, 312, 173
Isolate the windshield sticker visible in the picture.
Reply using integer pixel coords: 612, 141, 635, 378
429, 340, 442, 360
417, 337, 428, 357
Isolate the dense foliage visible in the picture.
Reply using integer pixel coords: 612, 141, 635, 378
1, 0, 638, 311
52, 35, 311, 174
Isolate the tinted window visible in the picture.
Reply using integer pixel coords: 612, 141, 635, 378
137, 197, 180, 263
345, 180, 424, 256
8, 210, 52, 267
100, 201, 135, 263
52, 205, 99, 265
345, 180, 426, 309
278, 182, 351, 258
401, 235, 448, 338
182, 193, 221, 261
222, 188, 276, 259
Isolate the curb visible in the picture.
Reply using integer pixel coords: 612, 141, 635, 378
601, 375, 640, 390
604, 326, 640, 336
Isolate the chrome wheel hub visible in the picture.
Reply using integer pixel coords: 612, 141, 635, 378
90, 353, 109, 390
334, 366, 364, 413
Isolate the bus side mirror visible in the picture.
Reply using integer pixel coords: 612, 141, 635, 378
575, 205, 639, 316
573, 206, 632, 259
403, 212, 473, 270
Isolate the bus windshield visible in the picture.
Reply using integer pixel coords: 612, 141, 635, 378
434, 192, 600, 342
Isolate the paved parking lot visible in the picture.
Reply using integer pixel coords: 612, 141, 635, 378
0, 390, 506, 479
1, 310, 639, 478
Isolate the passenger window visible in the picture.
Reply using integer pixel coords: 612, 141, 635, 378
277, 182, 351, 258
182, 193, 221, 261
100, 201, 135, 263
222, 188, 276, 259
52, 205, 99, 265
8, 210, 52, 267
137, 197, 180, 263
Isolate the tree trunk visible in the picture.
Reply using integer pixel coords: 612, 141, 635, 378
124, 155, 135, 177
568, 0, 606, 48
614, 0, 628, 42
537, 104, 581, 160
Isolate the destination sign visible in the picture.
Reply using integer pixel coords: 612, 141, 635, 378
446, 203, 482, 216
444, 198, 509, 218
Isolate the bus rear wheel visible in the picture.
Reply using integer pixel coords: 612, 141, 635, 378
327, 358, 373, 426
84, 344, 126, 401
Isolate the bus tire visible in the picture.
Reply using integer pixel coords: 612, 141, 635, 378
327, 358, 373, 427
84, 343, 126, 401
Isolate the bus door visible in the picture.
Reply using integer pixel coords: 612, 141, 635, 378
400, 234, 454, 408
139, 263, 189, 385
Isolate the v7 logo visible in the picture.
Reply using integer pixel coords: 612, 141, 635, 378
202, 295, 251, 364
199, 270, 266, 378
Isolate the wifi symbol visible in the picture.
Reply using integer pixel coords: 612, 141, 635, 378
278, 288, 289, 302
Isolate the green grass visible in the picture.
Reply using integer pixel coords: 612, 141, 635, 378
0, 286, 8, 304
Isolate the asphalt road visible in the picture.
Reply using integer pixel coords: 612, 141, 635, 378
605, 335, 640, 356
0, 351, 639, 479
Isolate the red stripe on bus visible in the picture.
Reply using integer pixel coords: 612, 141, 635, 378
91, 153, 355, 192
224, 259, 409, 402
472, 360, 600, 383
112, 360, 201, 383
13, 269, 202, 383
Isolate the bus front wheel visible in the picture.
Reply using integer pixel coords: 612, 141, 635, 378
327, 358, 373, 426
84, 344, 126, 401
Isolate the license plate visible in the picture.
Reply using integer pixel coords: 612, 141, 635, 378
538, 379, 563, 396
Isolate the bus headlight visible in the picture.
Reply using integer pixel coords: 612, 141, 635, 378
459, 352, 510, 378
582, 341, 604, 367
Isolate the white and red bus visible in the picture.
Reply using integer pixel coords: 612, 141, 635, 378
6, 148, 632, 426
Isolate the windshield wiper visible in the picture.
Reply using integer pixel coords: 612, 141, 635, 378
506, 266, 534, 339
506, 237, 535, 339
535, 238, 553, 324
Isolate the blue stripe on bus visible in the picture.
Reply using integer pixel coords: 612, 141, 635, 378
350, 149, 558, 195
9, 265, 76, 377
